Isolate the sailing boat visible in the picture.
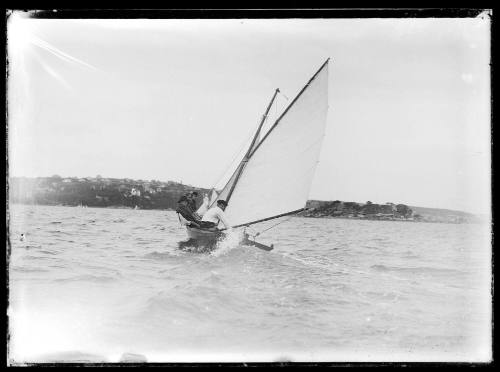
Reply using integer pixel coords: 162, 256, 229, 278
185, 59, 330, 249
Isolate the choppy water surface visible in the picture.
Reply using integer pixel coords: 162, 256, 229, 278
8, 205, 491, 363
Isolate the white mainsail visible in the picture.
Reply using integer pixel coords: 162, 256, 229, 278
222, 60, 329, 227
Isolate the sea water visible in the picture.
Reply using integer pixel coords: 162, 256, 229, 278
7, 204, 491, 363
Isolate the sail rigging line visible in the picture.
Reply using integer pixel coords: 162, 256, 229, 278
251, 213, 296, 238
224, 88, 281, 204
221, 208, 306, 230
208, 88, 283, 191
207, 121, 260, 191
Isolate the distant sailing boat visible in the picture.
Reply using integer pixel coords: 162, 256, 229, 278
186, 59, 330, 249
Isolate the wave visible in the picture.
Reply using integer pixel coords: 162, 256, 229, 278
18, 244, 42, 249
144, 292, 204, 317
277, 253, 349, 276
46, 230, 73, 235
11, 266, 49, 273
370, 264, 464, 276
54, 274, 117, 283
210, 230, 247, 257
39, 250, 58, 255
143, 251, 175, 260
23, 255, 56, 261
144, 285, 252, 321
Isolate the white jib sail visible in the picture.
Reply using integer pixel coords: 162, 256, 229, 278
196, 194, 210, 216
224, 61, 329, 227
197, 189, 220, 216
210, 113, 266, 208
209, 189, 218, 205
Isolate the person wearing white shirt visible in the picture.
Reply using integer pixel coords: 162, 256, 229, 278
201, 200, 231, 230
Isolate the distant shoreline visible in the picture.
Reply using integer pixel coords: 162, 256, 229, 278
301, 214, 477, 224
9, 202, 176, 212
9, 202, 484, 225
8, 176, 484, 224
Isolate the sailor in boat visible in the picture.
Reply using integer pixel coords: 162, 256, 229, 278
186, 191, 200, 218
176, 196, 200, 224
201, 199, 231, 230
176, 196, 216, 229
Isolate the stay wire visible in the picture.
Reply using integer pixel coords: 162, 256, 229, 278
209, 96, 277, 190
249, 213, 296, 239
209, 125, 257, 190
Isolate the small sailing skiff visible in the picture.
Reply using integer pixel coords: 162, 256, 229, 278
185, 59, 330, 249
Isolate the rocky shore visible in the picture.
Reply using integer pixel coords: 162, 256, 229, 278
301, 200, 483, 224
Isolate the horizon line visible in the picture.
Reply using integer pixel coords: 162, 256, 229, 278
8, 174, 486, 216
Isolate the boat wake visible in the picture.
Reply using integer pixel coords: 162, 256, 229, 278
210, 229, 244, 257
177, 230, 245, 256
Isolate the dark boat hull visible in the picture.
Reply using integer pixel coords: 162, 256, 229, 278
185, 225, 223, 240
184, 226, 274, 251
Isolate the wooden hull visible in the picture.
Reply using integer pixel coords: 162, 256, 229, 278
185, 225, 222, 240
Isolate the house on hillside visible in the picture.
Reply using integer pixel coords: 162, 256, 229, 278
143, 183, 153, 193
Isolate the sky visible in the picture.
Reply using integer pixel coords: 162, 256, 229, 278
7, 12, 491, 214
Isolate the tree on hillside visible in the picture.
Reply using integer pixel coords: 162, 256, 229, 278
396, 204, 413, 217
363, 202, 380, 215
343, 202, 360, 212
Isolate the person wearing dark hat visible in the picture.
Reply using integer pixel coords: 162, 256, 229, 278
201, 199, 231, 230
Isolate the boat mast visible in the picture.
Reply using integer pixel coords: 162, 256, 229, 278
224, 87, 281, 203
